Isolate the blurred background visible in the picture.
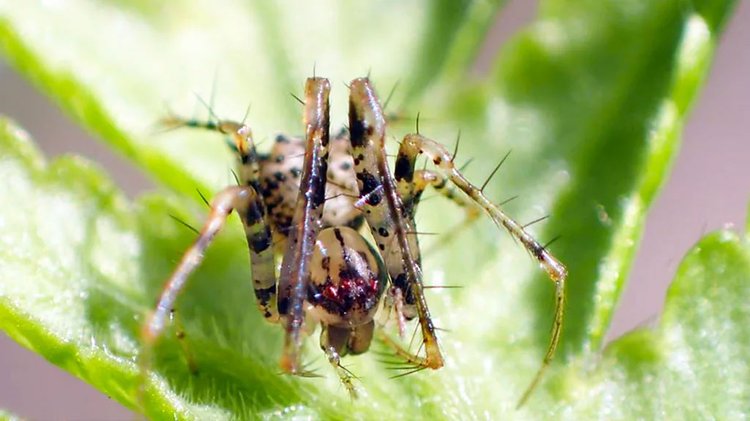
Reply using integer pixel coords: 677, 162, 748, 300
0, 1, 748, 419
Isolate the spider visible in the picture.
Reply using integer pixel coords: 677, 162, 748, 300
141, 77, 567, 406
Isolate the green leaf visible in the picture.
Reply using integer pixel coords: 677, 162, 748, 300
559, 229, 750, 417
0, 0, 741, 419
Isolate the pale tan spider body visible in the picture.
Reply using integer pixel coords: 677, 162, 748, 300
258, 131, 362, 247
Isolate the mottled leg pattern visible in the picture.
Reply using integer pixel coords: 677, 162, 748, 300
395, 133, 566, 406
277, 77, 331, 374
160, 115, 279, 320
372, 169, 483, 336
161, 116, 262, 190
397, 169, 482, 254
348, 78, 443, 369
142, 185, 277, 351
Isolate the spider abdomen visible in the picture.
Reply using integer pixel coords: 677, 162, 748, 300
307, 227, 387, 328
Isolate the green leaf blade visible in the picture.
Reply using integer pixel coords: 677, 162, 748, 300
0, 117, 188, 418
561, 229, 750, 418
469, 0, 738, 354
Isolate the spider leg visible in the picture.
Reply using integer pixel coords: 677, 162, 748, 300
318, 323, 374, 399
384, 286, 408, 338
139, 185, 276, 407
277, 77, 331, 374
157, 115, 279, 321
395, 133, 566, 407
376, 329, 430, 369
142, 185, 277, 350
398, 169, 482, 254
376, 169, 480, 330
348, 78, 443, 370
321, 343, 358, 398
159, 115, 262, 190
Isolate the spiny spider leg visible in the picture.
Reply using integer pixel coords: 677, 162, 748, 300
159, 116, 262, 189
377, 169, 481, 337
319, 322, 374, 398
397, 134, 567, 281
376, 329, 430, 369
156, 114, 279, 321
348, 78, 443, 369
395, 133, 566, 407
382, 286, 408, 338
397, 169, 482, 254
277, 77, 331, 374
141, 185, 276, 353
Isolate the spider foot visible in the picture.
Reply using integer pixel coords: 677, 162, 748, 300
376, 329, 439, 373
321, 346, 361, 399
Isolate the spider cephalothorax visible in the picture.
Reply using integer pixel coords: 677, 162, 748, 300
142, 77, 566, 405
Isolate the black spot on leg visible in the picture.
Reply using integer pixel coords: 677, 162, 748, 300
249, 231, 271, 253
274, 154, 285, 163
310, 162, 328, 207
275, 134, 290, 143
254, 285, 276, 304
395, 154, 413, 182
368, 193, 381, 206
394, 273, 408, 291
357, 171, 382, 206
378, 227, 389, 237
290, 167, 302, 178
274, 171, 286, 182
349, 104, 366, 147
357, 171, 381, 196
530, 243, 546, 262
245, 202, 265, 224
340, 162, 352, 171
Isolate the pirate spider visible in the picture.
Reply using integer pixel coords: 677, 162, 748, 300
141, 77, 566, 405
